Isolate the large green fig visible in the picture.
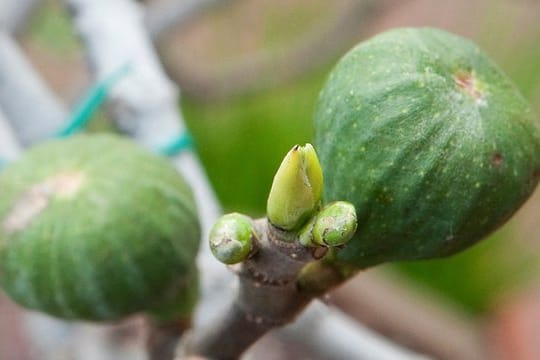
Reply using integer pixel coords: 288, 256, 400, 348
314, 28, 540, 268
0, 135, 200, 321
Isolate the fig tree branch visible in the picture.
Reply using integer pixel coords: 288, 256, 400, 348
194, 221, 422, 359
183, 220, 318, 358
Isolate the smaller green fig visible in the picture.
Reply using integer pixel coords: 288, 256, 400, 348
267, 144, 323, 231
209, 213, 255, 264
0, 135, 201, 321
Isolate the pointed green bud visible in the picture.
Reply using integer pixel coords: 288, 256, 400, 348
313, 201, 357, 247
209, 213, 255, 265
267, 144, 323, 231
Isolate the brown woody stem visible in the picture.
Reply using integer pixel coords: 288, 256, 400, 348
147, 317, 191, 360
181, 219, 349, 359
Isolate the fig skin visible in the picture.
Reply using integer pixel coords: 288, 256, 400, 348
0, 135, 200, 321
314, 27, 540, 268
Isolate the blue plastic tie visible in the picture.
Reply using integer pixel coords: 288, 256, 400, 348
56, 63, 132, 138
158, 132, 194, 156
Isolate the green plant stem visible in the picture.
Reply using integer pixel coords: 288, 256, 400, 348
181, 219, 348, 359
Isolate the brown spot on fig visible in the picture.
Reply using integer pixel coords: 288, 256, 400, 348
491, 153, 504, 168
454, 70, 486, 105
2, 171, 85, 234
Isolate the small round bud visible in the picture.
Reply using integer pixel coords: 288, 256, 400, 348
313, 201, 357, 247
209, 213, 255, 264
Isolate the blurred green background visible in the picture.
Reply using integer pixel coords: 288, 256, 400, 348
27, 0, 540, 315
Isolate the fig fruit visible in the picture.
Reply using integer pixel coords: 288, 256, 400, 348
0, 135, 200, 321
314, 28, 540, 268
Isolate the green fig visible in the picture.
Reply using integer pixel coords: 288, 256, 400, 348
0, 135, 200, 321
314, 27, 540, 268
